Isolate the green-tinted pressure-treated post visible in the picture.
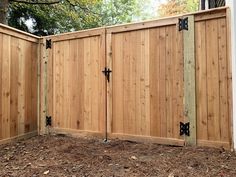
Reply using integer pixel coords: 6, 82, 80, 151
183, 15, 197, 146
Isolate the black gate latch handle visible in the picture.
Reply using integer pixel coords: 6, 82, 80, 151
102, 67, 112, 82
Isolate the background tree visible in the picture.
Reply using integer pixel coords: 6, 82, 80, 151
0, 0, 68, 24
1, 0, 147, 35
8, 0, 102, 35
158, 0, 199, 17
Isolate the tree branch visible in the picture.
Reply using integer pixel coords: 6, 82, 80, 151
9, 0, 62, 5
65, 0, 101, 16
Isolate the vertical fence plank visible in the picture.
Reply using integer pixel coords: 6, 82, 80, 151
135, 31, 141, 135
140, 30, 148, 135
91, 36, 99, 131
18, 40, 26, 135
184, 15, 197, 145
2, 34, 11, 139
10, 37, 19, 137
112, 33, 124, 134
25, 41, 32, 133
175, 26, 184, 140
0, 34, 2, 140
63, 40, 70, 129
53, 41, 60, 128
144, 29, 150, 136
218, 18, 229, 142
37, 40, 41, 135
166, 26, 173, 138
206, 19, 221, 141
77, 39, 84, 130
31, 43, 38, 132
84, 38, 92, 130
130, 31, 137, 135
196, 21, 208, 141
226, 8, 233, 148
47, 41, 53, 128
150, 28, 160, 137
99, 30, 106, 134
159, 27, 167, 138
123, 32, 130, 134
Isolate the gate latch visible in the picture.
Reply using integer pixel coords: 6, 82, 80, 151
180, 122, 190, 136
102, 67, 112, 82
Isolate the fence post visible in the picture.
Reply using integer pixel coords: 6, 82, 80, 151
106, 30, 112, 137
39, 38, 48, 135
183, 15, 197, 145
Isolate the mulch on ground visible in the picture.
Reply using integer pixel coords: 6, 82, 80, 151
0, 134, 235, 177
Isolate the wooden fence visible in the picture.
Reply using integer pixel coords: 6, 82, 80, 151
195, 10, 232, 148
39, 7, 232, 149
0, 24, 39, 144
0, 7, 232, 149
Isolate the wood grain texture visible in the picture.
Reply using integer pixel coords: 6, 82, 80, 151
0, 34, 2, 140
206, 19, 221, 141
0, 8, 231, 149
0, 27, 39, 141
109, 9, 230, 147
39, 38, 48, 134
106, 33, 113, 134
50, 31, 106, 134
226, 8, 233, 148
183, 15, 196, 145
110, 24, 184, 144
195, 15, 231, 146
196, 21, 208, 141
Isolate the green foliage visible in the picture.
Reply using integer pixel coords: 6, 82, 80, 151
98, 0, 142, 25
158, 0, 199, 17
185, 0, 199, 12
8, 0, 102, 35
8, 0, 145, 35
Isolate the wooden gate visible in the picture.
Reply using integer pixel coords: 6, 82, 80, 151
41, 28, 106, 136
106, 18, 185, 146
105, 8, 231, 148
39, 8, 232, 148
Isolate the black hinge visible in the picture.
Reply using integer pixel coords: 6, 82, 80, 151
102, 67, 112, 82
46, 116, 52, 126
46, 39, 52, 49
178, 17, 188, 31
180, 122, 190, 136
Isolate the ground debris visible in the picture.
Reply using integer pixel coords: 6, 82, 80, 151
43, 170, 50, 175
0, 135, 235, 177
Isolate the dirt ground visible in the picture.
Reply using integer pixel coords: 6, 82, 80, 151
0, 135, 236, 177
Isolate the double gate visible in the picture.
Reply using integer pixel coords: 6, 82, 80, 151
40, 8, 232, 148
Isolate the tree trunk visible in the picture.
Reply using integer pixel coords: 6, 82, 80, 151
0, 0, 9, 24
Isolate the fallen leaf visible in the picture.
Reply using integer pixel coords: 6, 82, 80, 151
131, 156, 137, 160
168, 173, 174, 177
43, 170, 50, 175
